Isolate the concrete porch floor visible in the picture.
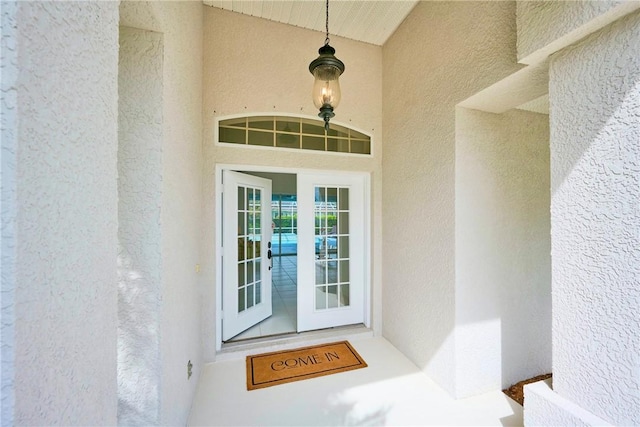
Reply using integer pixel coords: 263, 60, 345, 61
188, 337, 523, 426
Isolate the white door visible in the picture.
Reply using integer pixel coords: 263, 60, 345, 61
297, 173, 366, 332
222, 171, 272, 340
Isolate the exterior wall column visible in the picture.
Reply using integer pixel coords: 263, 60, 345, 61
525, 10, 640, 426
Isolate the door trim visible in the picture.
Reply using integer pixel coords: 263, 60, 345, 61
215, 164, 371, 352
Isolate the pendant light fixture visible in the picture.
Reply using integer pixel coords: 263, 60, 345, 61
309, 0, 345, 132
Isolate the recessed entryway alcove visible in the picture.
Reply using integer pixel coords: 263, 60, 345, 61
215, 164, 371, 351
210, 114, 374, 352
453, 63, 552, 398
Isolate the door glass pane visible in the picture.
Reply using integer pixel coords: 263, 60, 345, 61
238, 288, 245, 312
254, 213, 261, 237
327, 263, 338, 284
255, 282, 261, 305
238, 263, 245, 287
247, 284, 254, 308
316, 286, 327, 310
220, 127, 246, 145
327, 187, 337, 204
339, 212, 349, 234
254, 189, 261, 211
328, 285, 338, 308
234, 182, 267, 319
339, 236, 349, 258
339, 188, 349, 210
238, 187, 245, 210
316, 264, 326, 285
340, 284, 350, 306
276, 133, 300, 148
247, 188, 253, 213
339, 260, 349, 282
247, 260, 254, 283
238, 212, 246, 236
247, 117, 274, 130
314, 185, 351, 310
302, 136, 324, 151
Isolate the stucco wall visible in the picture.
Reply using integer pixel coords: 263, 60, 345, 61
525, 380, 613, 426
117, 26, 163, 425
3, 2, 120, 425
120, 2, 204, 425
1, 3, 19, 425
543, 10, 640, 425
516, 0, 640, 65
201, 6, 383, 358
455, 108, 551, 397
382, 1, 521, 395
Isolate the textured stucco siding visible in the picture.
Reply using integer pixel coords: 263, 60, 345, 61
516, 0, 626, 64
547, 10, 640, 425
7, 2, 120, 425
120, 2, 204, 425
201, 6, 383, 358
117, 27, 163, 426
455, 108, 551, 397
1, 2, 19, 425
382, 1, 521, 395
524, 380, 613, 426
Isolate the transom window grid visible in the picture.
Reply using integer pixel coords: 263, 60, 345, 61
237, 186, 263, 313
218, 116, 371, 155
314, 186, 350, 310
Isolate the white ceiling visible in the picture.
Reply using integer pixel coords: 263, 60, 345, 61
203, 0, 419, 46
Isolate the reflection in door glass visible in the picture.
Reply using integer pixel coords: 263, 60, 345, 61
237, 185, 263, 313
314, 186, 350, 310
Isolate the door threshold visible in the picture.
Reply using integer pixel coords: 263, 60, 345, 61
215, 324, 372, 362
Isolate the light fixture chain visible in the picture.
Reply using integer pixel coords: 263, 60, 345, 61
324, 0, 330, 45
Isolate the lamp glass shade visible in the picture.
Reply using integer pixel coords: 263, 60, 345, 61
312, 65, 342, 109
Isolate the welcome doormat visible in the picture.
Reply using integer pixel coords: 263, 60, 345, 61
246, 340, 367, 390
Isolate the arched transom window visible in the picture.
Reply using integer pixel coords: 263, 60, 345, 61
217, 116, 371, 155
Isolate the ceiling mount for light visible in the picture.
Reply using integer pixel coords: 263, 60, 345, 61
309, 0, 345, 132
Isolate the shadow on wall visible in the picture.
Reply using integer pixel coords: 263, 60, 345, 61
549, 32, 640, 197
455, 107, 552, 396
545, 11, 640, 425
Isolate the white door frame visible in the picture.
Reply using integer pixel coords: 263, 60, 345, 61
221, 171, 273, 340
215, 164, 371, 351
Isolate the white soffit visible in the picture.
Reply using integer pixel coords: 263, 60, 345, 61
458, 61, 549, 115
203, 0, 419, 46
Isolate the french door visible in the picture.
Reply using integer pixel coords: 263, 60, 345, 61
296, 173, 366, 332
220, 169, 366, 341
222, 171, 272, 341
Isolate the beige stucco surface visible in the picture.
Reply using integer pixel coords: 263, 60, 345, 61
542, 10, 640, 425
117, 26, 164, 426
3, 2, 638, 425
119, 2, 204, 424
2, 2, 120, 425
516, 0, 640, 65
382, 1, 522, 395
201, 7, 383, 359
455, 108, 551, 397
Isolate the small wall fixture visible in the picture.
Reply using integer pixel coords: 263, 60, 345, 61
309, 0, 345, 132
